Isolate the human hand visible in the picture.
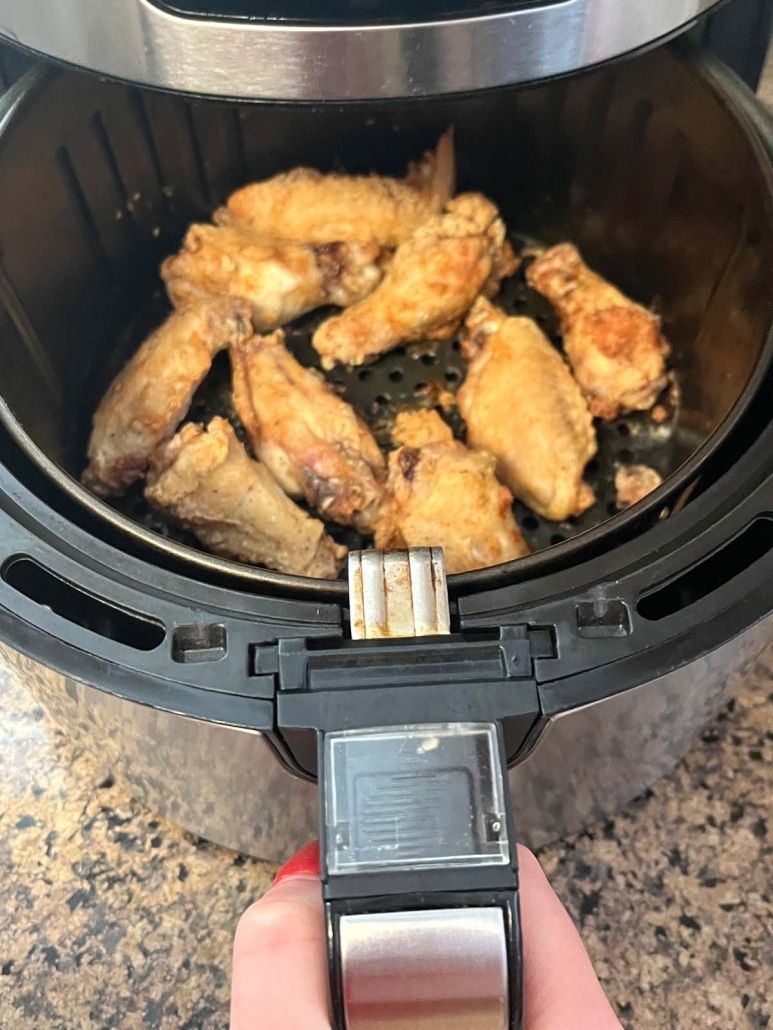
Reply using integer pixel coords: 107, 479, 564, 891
231, 841, 623, 1030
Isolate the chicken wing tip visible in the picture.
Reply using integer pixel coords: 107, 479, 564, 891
407, 124, 457, 205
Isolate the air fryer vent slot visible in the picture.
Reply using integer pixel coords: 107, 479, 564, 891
637, 517, 773, 621
1, 555, 165, 651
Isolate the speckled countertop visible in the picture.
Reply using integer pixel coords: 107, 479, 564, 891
1, 644, 771, 1030
2, 50, 773, 1030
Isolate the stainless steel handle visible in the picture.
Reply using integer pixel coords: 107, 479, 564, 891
349, 547, 450, 641
340, 907, 509, 1030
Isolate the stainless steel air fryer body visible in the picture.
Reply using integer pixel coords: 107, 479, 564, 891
0, 47, 771, 857
0, 0, 725, 100
0, 5, 772, 1025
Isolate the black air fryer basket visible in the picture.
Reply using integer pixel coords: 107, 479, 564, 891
0, 46, 771, 598
0, 42, 773, 1030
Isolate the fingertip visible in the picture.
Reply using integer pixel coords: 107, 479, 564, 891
516, 843, 547, 885
234, 875, 324, 954
273, 840, 321, 886
231, 875, 329, 1030
516, 844, 623, 1030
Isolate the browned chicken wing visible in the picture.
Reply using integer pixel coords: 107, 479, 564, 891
312, 194, 518, 369
222, 129, 455, 248
82, 298, 253, 497
615, 464, 663, 510
161, 222, 382, 331
526, 243, 669, 420
458, 298, 597, 522
374, 409, 530, 574
145, 418, 346, 578
230, 331, 386, 529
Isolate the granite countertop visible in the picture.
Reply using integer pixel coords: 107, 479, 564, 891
1, 644, 771, 1030
2, 47, 773, 1030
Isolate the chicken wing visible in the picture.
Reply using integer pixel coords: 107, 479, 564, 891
374, 409, 530, 574
161, 222, 382, 331
458, 298, 597, 522
145, 418, 346, 578
222, 128, 455, 248
83, 298, 253, 497
526, 243, 669, 420
230, 331, 386, 529
615, 464, 662, 510
312, 194, 518, 369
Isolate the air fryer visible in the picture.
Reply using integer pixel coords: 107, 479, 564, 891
0, 5, 772, 1029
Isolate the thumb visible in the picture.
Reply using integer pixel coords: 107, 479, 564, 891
518, 845, 623, 1030
231, 842, 331, 1030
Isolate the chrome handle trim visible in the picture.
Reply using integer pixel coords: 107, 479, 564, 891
0, 0, 721, 101
339, 906, 509, 1030
349, 548, 450, 640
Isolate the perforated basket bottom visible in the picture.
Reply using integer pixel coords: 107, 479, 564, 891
109, 252, 699, 567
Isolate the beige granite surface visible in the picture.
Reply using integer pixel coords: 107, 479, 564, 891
1, 648, 771, 1030
2, 41, 773, 1030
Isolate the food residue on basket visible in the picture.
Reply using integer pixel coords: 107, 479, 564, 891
82, 127, 674, 578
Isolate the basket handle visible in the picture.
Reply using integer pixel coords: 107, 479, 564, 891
319, 549, 523, 1030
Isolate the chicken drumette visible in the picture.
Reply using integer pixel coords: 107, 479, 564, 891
312, 194, 518, 369
374, 409, 530, 574
526, 243, 669, 420
222, 129, 455, 248
458, 298, 597, 522
230, 331, 386, 530
161, 222, 382, 331
145, 417, 346, 579
83, 298, 253, 497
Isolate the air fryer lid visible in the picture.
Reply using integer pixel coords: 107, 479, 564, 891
0, 0, 725, 101
0, 47, 772, 600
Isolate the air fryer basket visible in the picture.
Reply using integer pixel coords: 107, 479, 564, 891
0, 46, 771, 596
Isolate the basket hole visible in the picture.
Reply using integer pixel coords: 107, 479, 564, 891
522, 515, 539, 532
421, 353, 437, 366
445, 368, 461, 383
451, 340, 461, 352
414, 382, 427, 395
617, 423, 631, 437
375, 394, 390, 406
358, 368, 372, 382
550, 533, 566, 545
389, 369, 404, 383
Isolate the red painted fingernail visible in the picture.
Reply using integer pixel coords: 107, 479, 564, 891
273, 840, 320, 885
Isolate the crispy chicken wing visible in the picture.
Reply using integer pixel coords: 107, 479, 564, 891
230, 331, 386, 529
161, 223, 382, 331
222, 129, 455, 248
374, 410, 530, 574
615, 464, 662, 510
526, 243, 669, 420
82, 298, 253, 497
391, 407, 453, 448
145, 418, 346, 578
458, 298, 597, 522
312, 194, 518, 369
